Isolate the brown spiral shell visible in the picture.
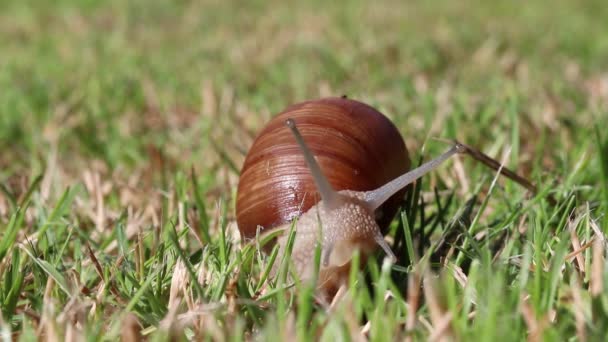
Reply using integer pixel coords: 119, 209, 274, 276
236, 97, 411, 240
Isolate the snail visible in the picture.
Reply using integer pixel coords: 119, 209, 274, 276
235, 97, 466, 295
236, 97, 412, 242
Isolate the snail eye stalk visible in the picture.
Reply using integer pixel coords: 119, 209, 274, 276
286, 118, 343, 210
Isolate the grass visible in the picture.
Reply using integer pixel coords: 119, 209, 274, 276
1, 0, 607, 340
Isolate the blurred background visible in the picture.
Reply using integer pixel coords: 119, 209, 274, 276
1, 0, 607, 215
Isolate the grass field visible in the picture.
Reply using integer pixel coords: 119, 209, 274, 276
1, 0, 608, 340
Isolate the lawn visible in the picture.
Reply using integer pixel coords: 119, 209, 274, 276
1, 0, 607, 340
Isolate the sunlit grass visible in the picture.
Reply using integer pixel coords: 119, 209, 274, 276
0, 0, 607, 340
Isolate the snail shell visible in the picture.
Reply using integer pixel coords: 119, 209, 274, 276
236, 97, 411, 240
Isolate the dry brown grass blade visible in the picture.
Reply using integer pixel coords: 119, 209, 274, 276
39, 277, 59, 342
168, 260, 188, 310
428, 312, 453, 342
405, 266, 421, 342
85, 242, 123, 302
565, 239, 595, 263
422, 273, 453, 342
451, 139, 557, 205
520, 294, 555, 342
452, 154, 470, 195
569, 217, 587, 276
520, 295, 542, 342
570, 273, 587, 342
590, 235, 605, 297
120, 313, 143, 342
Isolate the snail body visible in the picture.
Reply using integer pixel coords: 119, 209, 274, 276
236, 97, 463, 295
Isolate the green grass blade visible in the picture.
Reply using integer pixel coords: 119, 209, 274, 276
21, 246, 71, 296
